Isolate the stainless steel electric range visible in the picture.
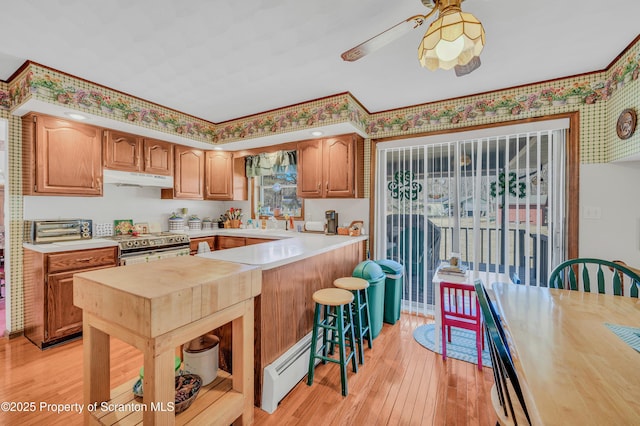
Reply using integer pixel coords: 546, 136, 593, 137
107, 232, 190, 265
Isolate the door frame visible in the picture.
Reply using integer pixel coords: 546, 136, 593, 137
368, 112, 580, 270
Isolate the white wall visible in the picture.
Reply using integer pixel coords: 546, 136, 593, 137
24, 185, 228, 232
580, 163, 640, 265
23, 188, 371, 235
304, 198, 370, 233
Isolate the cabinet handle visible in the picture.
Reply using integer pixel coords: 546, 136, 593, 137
326, 182, 329, 191
76, 257, 94, 263
317, 183, 320, 190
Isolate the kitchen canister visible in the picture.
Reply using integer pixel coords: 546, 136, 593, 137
188, 217, 202, 231
169, 216, 185, 231
182, 334, 219, 386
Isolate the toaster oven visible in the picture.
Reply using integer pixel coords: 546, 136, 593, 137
24, 219, 93, 244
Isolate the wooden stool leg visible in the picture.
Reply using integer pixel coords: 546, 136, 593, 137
345, 303, 358, 374
321, 305, 335, 364
361, 288, 373, 350
336, 305, 349, 397
326, 304, 336, 356
307, 302, 321, 386
352, 291, 365, 365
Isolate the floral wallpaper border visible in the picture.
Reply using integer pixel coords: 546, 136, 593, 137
1, 40, 639, 155
214, 94, 364, 142
7, 64, 219, 142
367, 49, 639, 136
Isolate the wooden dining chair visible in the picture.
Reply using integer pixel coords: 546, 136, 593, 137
475, 280, 531, 426
440, 281, 483, 370
548, 258, 640, 297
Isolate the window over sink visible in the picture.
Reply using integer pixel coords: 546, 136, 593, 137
246, 149, 304, 219
256, 172, 304, 219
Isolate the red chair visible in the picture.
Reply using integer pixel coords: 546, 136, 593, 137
440, 281, 483, 369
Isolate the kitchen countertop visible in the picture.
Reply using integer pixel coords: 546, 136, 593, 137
23, 238, 119, 253
179, 228, 294, 239
22, 230, 367, 266
196, 230, 368, 270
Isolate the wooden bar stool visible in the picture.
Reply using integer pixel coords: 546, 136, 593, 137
307, 288, 358, 396
334, 277, 372, 365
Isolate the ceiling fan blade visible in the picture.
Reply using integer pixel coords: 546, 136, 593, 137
341, 15, 427, 62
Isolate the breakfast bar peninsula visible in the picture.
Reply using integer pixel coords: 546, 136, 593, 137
195, 230, 367, 407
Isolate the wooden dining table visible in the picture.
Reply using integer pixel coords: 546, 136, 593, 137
492, 282, 640, 426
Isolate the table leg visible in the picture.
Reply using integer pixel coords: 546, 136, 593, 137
434, 280, 442, 354
232, 300, 254, 425
142, 345, 175, 425
83, 317, 110, 424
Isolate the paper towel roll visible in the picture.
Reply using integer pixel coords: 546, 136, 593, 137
304, 221, 325, 232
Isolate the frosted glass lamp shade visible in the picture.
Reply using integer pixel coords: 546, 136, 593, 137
418, 10, 485, 71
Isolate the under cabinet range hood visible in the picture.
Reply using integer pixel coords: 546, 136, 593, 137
103, 169, 174, 188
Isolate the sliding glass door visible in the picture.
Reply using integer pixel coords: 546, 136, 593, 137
375, 121, 568, 315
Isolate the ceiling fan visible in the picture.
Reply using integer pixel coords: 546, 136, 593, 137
341, 0, 485, 76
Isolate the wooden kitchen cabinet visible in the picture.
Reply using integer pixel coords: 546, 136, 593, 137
46, 271, 85, 341
190, 236, 216, 255
216, 236, 247, 250
23, 246, 118, 348
245, 237, 274, 245
22, 113, 103, 196
103, 131, 173, 176
215, 236, 273, 250
143, 138, 173, 176
297, 139, 323, 197
205, 150, 233, 200
297, 133, 364, 198
161, 144, 205, 199
103, 129, 141, 172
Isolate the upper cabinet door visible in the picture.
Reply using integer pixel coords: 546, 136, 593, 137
27, 114, 103, 196
103, 130, 142, 172
173, 145, 205, 199
205, 151, 233, 200
297, 139, 323, 198
324, 136, 354, 198
143, 139, 173, 176
297, 134, 362, 199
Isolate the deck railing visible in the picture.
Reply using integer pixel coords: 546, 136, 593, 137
401, 226, 549, 307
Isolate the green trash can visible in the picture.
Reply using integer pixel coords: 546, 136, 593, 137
375, 259, 404, 325
352, 260, 386, 339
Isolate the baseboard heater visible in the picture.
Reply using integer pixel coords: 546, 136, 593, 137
262, 331, 323, 414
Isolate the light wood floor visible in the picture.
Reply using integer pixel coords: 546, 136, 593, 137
0, 314, 496, 425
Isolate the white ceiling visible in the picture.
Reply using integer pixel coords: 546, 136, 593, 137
1, 0, 639, 125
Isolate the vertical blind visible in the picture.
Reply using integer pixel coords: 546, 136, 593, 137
376, 123, 568, 315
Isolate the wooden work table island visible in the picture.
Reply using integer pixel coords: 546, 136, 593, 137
74, 256, 261, 426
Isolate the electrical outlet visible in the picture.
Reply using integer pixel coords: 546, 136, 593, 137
583, 206, 602, 220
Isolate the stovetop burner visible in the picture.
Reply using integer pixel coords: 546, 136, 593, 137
106, 232, 189, 251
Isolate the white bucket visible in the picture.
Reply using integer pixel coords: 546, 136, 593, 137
183, 334, 219, 386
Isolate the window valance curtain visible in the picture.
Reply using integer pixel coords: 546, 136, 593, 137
245, 150, 297, 177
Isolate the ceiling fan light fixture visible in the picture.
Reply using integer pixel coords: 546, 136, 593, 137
418, 3, 485, 71
435, 35, 465, 62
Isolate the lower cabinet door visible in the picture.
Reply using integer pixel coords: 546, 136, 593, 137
46, 271, 83, 341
